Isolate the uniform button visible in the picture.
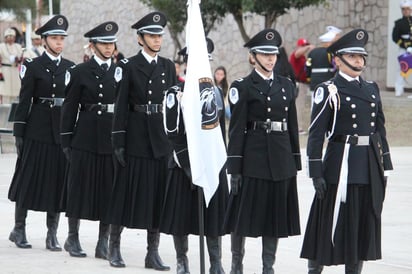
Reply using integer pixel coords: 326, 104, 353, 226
98, 102, 102, 105
352, 114, 356, 119
371, 103, 375, 107
354, 133, 359, 136
267, 97, 271, 101
96, 76, 99, 79
285, 107, 288, 111
99, 93, 103, 97
283, 96, 287, 100
148, 101, 152, 104
149, 80, 152, 84
283, 118, 286, 122
282, 88, 285, 93
351, 104, 356, 109
53, 83, 56, 88
371, 122, 375, 127
353, 123, 358, 128
97, 110, 102, 115
346, 97, 351, 101
266, 118, 271, 122
148, 90, 152, 95
371, 112, 376, 117
51, 94, 55, 97
162, 80, 165, 84
99, 84, 103, 88
267, 107, 271, 112
372, 94, 376, 98
46, 69, 50, 72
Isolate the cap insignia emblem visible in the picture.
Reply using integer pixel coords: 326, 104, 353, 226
266, 32, 274, 40
153, 14, 161, 23
106, 24, 113, 31
57, 18, 64, 25
356, 31, 364, 40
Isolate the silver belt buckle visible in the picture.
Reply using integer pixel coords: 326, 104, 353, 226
53, 98, 64, 107
356, 136, 369, 146
270, 122, 281, 132
107, 104, 114, 113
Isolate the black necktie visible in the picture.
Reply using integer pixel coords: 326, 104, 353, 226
266, 79, 272, 87
101, 63, 108, 71
53, 59, 59, 66
151, 60, 156, 66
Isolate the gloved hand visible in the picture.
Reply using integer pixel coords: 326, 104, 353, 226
230, 174, 242, 196
62, 147, 71, 161
407, 47, 412, 54
15, 137, 24, 158
312, 177, 327, 199
114, 147, 126, 167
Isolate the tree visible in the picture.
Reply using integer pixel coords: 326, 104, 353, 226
0, 0, 60, 23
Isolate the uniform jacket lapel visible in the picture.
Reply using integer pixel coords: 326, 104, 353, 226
89, 58, 105, 78
251, 70, 271, 95
335, 73, 374, 102
135, 51, 154, 77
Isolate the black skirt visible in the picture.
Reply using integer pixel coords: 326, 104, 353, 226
223, 176, 300, 238
8, 139, 66, 212
105, 155, 168, 229
300, 184, 382, 266
61, 149, 114, 221
159, 167, 229, 237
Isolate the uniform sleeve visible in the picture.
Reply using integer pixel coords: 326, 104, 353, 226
374, 84, 393, 171
112, 62, 129, 149
286, 80, 302, 170
13, 60, 35, 137
306, 84, 332, 178
60, 67, 81, 148
227, 80, 248, 175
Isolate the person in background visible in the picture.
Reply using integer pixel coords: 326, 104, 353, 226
174, 60, 185, 83
290, 38, 314, 85
8, 15, 74, 252
23, 31, 45, 59
112, 44, 124, 64
60, 21, 119, 260
306, 26, 342, 93
0, 28, 23, 103
301, 28, 393, 274
392, 0, 412, 97
106, 11, 176, 270
160, 38, 228, 274
214, 66, 229, 119
225, 28, 301, 274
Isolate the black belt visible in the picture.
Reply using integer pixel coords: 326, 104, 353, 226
331, 134, 370, 146
33, 97, 64, 107
130, 104, 162, 114
1, 63, 12, 67
247, 121, 288, 133
80, 103, 114, 113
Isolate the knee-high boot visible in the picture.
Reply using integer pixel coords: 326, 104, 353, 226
145, 228, 170, 271
95, 222, 110, 260
109, 225, 125, 267
207, 236, 225, 274
345, 261, 363, 274
308, 260, 323, 274
46, 212, 61, 251
262, 236, 278, 274
64, 217, 86, 257
173, 235, 190, 274
230, 233, 245, 274
9, 205, 31, 248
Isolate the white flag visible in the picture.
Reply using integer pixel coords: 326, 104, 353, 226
182, 0, 227, 206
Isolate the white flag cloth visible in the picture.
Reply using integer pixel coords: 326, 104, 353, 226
181, 0, 227, 206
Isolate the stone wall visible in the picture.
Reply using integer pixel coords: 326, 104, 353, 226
61, 0, 388, 87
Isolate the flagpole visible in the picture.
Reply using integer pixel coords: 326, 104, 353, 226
198, 186, 205, 274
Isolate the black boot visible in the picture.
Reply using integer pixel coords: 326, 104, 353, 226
345, 261, 363, 274
95, 222, 110, 260
173, 235, 190, 274
230, 234, 245, 274
9, 205, 31, 248
64, 217, 86, 257
46, 212, 62, 251
145, 228, 170, 271
207, 236, 225, 274
109, 225, 125, 267
261, 236, 278, 274
308, 260, 323, 274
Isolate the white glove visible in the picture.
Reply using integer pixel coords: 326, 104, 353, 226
9, 55, 16, 63
406, 47, 412, 54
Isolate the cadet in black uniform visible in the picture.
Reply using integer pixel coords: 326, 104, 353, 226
224, 29, 302, 274
106, 11, 176, 270
300, 29, 393, 274
60, 21, 119, 259
392, 0, 412, 96
306, 26, 342, 92
8, 15, 74, 251
160, 38, 229, 274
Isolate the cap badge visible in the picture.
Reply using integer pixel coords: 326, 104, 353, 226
105, 24, 113, 31
57, 18, 64, 25
153, 14, 161, 23
266, 32, 275, 40
356, 31, 364, 40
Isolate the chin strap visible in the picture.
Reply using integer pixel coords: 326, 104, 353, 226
337, 54, 366, 72
44, 36, 59, 56
92, 42, 112, 60
140, 33, 161, 53
252, 52, 271, 73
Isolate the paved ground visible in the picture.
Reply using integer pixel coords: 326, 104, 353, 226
0, 146, 411, 274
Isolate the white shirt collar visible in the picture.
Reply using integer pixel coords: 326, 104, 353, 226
141, 49, 158, 64
339, 71, 359, 82
93, 55, 112, 67
255, 69, 273, 81
45, 51, 61, 63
